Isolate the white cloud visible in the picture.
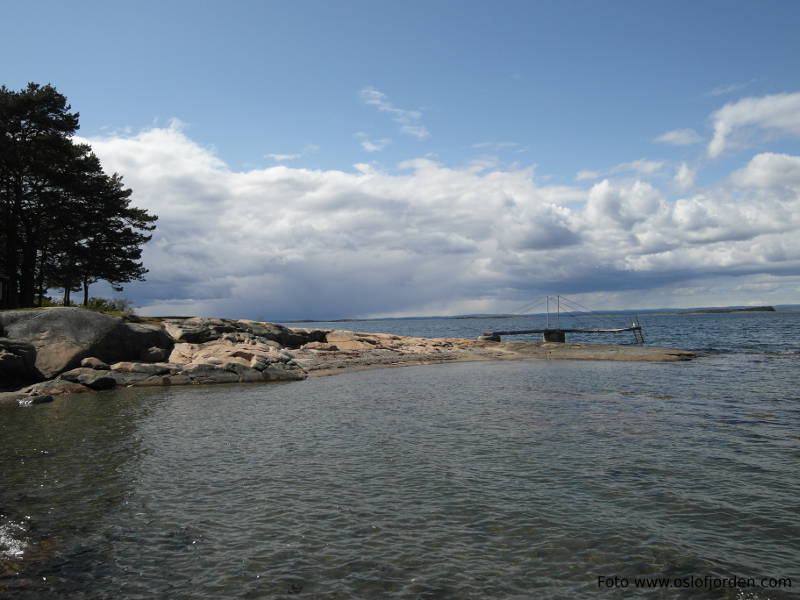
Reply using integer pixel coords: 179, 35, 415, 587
81, 126, 800, 318
655, 128, 703, 146
354, 131, 391, 152
610, 159, 665, 176
708, 92, 800, 158
705, 80, 755, 97
360, 87, 430, 140
584, 179, 664, 230
265, 144, 318, 163
576, 170, 601, 181
674, 162, 696, 191
576, 160, 665, 182
730, 152, 800, 188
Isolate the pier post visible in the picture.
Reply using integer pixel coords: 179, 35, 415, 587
477, 333, 501, 342
543, 330, 566, 343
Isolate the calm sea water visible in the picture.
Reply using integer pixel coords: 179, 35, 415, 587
1, 312, 799, 599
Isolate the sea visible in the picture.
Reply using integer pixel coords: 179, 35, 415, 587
1, 310, 798, 599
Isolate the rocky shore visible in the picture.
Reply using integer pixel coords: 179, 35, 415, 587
0, 308, 699, 407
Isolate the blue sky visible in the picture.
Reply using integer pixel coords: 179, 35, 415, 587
3, 1, 800, 318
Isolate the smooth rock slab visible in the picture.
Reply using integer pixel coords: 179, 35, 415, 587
60, 368, 117, 390
23, 379, 94, 396
0, 308, 173, 378
110, 362, 172, 375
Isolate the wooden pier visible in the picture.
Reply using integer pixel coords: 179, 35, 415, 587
478, 325, 644, 343
477, 296, 645, 344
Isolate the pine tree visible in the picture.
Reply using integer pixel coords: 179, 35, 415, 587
0, 83, 156, 308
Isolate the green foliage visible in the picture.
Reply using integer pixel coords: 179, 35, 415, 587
37, 296, 60, 307
84, 297, 136, 317
38, 295, 137, 317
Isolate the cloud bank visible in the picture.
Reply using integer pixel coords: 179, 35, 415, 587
708, 92, 800, 158
80, 118, 800, 319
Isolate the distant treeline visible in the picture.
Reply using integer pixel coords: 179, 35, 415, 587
0, 83, 156, 309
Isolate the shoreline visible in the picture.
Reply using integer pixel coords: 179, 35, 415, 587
1, 309, 699, 406
299, 339, 699, 378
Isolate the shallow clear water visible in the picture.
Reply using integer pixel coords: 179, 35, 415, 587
1, 312, 799, 599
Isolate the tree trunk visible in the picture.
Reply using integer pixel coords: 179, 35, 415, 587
83, 278, 90, 307
36, 244, 48, 306
20, 223, 36, 307
2, 179, 22, 308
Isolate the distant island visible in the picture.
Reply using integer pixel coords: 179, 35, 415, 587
673, 306, 776, 315
283, 305, 782, 322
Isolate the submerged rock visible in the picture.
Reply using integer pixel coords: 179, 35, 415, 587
0, 391, 53, 407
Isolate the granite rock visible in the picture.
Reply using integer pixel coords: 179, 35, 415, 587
60, 368, 118, 390
0, 308, 172, 378
81, 357, 110, 370
0, 338, 39, 385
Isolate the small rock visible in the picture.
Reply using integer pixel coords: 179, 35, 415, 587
81, 357, 110, 370
140, 346, 170, 363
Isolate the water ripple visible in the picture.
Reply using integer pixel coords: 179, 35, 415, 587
2, 337, 799, 599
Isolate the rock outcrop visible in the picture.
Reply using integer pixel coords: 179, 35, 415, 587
0, 308, 173, 379
1, 307, 700, 407
0, 310, 309, 403
290, 330, 701, 374
162, 318, 326, 348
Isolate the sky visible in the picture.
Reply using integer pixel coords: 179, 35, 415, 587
3, 0, 800, 319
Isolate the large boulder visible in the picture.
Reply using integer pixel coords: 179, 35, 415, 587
167, 333, 307, 383
0, 308, 173, 379
0, 338, 40, 387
